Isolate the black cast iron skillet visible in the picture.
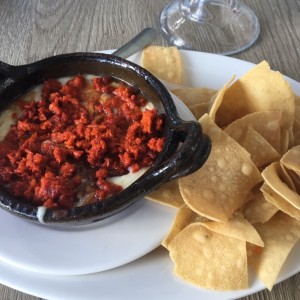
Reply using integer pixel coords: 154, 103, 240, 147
0, 52, 211, 226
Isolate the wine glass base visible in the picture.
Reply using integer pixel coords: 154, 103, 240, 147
159, 0, 260, 55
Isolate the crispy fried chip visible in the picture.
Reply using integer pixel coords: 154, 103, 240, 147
179, 114, 262, 222
295, 98, 300, 144
224, 111, 282, 154
282, 129, 291, 154
262, 162, 300, 210
169, 223, 248, 290
171, 87, 216, 106
199, 212, 264, 247
242, 187, 279, 224
285, 168, 300, 194
145, 180, 184, 208
279, 163, 297, 191
237, 127, 281, 167
261, 183, 300, 220
162, 204, 207, 249
248, 212, 300, 290
293, 118, 300, 146
143, 57, 300, 292
215, 61, 295, 133
142, 45, 184, 83
208, 75, 235, 121
281, 145, 300, 175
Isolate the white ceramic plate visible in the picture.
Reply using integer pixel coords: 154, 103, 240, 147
0, 200, 177, 276
1, 241, 300, 300
0, 50, 299, 299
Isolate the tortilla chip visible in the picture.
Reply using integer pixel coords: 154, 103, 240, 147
248, 212, 300, 290
215, 61, 295, 134
288, 127, 295, 149
293, 118, 300, 146
179, 114, 262, 222
261, 162, 300, 210
261, 183, 300, 220
285, 168, 300, 194
142, 45, 183, 83
281, 145, 300, 175
200, 212, 264, 247
171, 87, 216, 107
281, 128, 291, 154
242, 187, 279, 224
295, 94, 300, 105
162, 204, 208, 249
279, 163, 297, 191
295, 100, 300, 141
224, 111, 282, 154
237, 126, 280, 167
169, 223, 248, 290
141, 54, 300, 292
289, 96, 300, 148
145, 180, 184, 208
208, 75, 235, 121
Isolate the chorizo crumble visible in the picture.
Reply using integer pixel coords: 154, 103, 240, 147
0, 75, 165, 209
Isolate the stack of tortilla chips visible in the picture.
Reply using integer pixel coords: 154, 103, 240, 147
142, 46, 300, 291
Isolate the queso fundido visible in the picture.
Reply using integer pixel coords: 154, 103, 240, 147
0, 74, 165, 209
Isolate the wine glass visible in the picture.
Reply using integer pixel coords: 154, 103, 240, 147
159, 0, 260, 55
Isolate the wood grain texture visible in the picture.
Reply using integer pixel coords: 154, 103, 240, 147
0, 0, 300, 299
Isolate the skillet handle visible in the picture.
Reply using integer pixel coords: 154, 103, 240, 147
148, 119, 211, 184
168, 120, 211, 180
0, 61, 16, 81
0, 61, 10, 81
0, 61, 29, 83
0, 61, 30, 99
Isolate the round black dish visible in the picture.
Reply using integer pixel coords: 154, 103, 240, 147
0, 52, 211, 226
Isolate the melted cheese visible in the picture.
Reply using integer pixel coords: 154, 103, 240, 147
107, 168, 148, 188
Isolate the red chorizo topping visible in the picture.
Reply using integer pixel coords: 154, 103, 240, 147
0, 75, 165, 209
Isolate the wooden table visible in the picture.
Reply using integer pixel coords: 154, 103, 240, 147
0, 0, 299, 299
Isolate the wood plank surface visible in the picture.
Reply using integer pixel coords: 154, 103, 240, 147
0, 0, 300, 299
